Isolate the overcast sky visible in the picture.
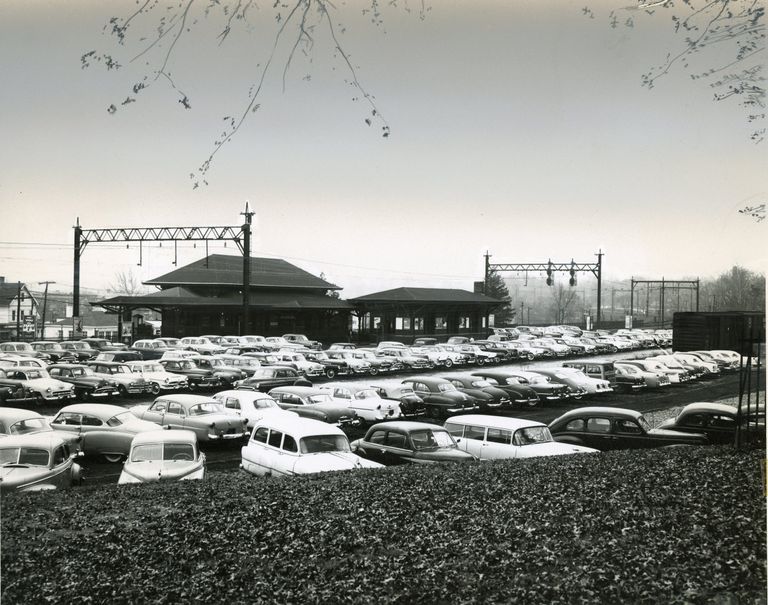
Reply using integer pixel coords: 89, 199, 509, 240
0, 0, 764, 299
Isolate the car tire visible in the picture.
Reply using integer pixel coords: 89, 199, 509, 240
118, 385, 129, 398
443, 359, 453, 369
476, 358, 485, 366
525, 398, 541, 409
368, 367, 379, 376
150, 383, 161, 395
526, 353, 535, 361
324, 367, 338, 380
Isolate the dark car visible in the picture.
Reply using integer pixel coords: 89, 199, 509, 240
370, 385, 427, 419
412, 337, 438, 347
472, 341, 520, 363
80, 338, 125, 352
562, 361, 646, 394
94, 350, 143, 363
401, 378, 479, 419
234, 366, 311, 392
0, 369, 38, 405
350, 421, 476, 465
30, 342, 77, 363
473, 369, 570, 404
59, 341, 99, 361
468, 370, 542, 408
267, 386, 357, 427
242, 352, 281, 367
303, 351, 350, 379
657, 402, 765, 445
158, 359, 222, 390
440, 374, 513, 412
47, 364, 119, 400
188, 356, 247, 387
548, 407, 708, 451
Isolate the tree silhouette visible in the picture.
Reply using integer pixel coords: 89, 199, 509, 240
485, 270, 515, 326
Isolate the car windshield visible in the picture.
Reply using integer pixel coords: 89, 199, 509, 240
410, 429, 455, 450
299, 435, 350, 454
9, 417, 50, 434
307, 394, 333, 405
23, 370, 44, 379
179, 361, 197, 370
637, 416, 652, 432
253, 398, 278, 410
107, 412, 133, 427
437, 383, 457, 393
513, 426, 553, 445
471, 380, 493, 388
312, 352, 330, 361
354, 389, 379, 400
140, 364, 162, 372
70, 367, 92, 377
131, 443, 196, 462
189, 403, 225, 416
0, 447, 50, 466
251, 369, 276, 379
110, 366, 130, 374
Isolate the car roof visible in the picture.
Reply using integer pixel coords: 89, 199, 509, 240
555, 407, 643, 420
268, 386, 325, 395
254, 365, 298, 372
680, 402, 762, 415
155, 394, 218, 406
0, 432, 69, 450
0, 408, 46, 422
130, 429, 197, 446
367, 421, 448, 433
57, 403, 129, 417
320, 383, 374, 393
254, 415, 344, 437
48, 363, 84, 369
88, 361, 128, 367
445, 415, 544, 430
402, 376, 450, 385
214, 390, 274, 401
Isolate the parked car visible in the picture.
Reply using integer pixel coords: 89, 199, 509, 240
30, 342, 77, 363
0, 342, 51, 361
212, 389, 297, 431
282, 334, 323, 350
58, 341, 99, 361
412, 337, 439, 347
615, 358, 692, 385
369, 385, 427, 419
444, 415, 598, 460
214, 354, 262, 377
241, 352, 281, 367
94, 350, 142, 362
80, 338, 125, 352
155, 337, 184, 349
0, 356, 48, 371
350, 421, 476, 465
273, 352, 326, 378
188, 355, 248, 386
471, 369, 571, 403
0, 369, 38, 405
178, 337, 224, 355
241, 416, 381, 477
50, 403, 160, 462
454, 344, 499, 365
0, 368, 75, 403
350, 349, 401, 374
562, 361, 646, 394
548, 407, 708, 451
158, 358, 222, 390
465, 369, 543, 408
318, 384, 401, 424
377, 348, 432, 371
130, 394, 248, 442
439, 374, 513, 412
326, 349, 374, 374
400, 377, 479, 419
118, 430, 206, 484
47, 363, 120, 400
86, 361, 153, 397
657, 402, 765, 444
234, 366, 311, 392
0, 433, 83, 494
613, 362, 671, 389
126, 360, 189, 394
687, 351, 739, 372
267, 386, 358, 427
130, 339, 173, 360
529, 368, 609, 398
238, 335, 278, 350
0, 408, 80, 450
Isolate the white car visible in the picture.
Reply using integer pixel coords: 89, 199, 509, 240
212, 389, 297, 431
0, 368, 75, 402
239, 335, 279, 349
126, 361, 189, 394
410, 346, 451, 367
614, 363, 671, 389
533, 367, 613, 396
214, 354, 261, 376
273, 352, 325, 377
118, 430, 206, 484
241, 415, 382, 477
444, 415, 597, 460
326, 350, 374, 374
318, 384, 401, 424
178, 337, 224, 355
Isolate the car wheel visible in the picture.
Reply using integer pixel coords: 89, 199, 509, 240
117, 385, 129, 398
525, 398, 541, 409
527, 353, 535, 361
443, 359, 453, 369
476, 358, 485, 366
103, 453, 124, 463
150, 382, 161, 395
368, 367, 379, 376
324, 367, 338, 380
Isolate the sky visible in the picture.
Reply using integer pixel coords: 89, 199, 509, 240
0, 0, 765, 301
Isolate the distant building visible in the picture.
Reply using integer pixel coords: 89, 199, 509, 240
0, 277, 39, 340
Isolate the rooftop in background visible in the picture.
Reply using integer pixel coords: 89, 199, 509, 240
349, 287, 501, 304
145, 254, 340, 291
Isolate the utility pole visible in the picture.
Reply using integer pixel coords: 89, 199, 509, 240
16, 281, 22, 338
241, 202, 254, 336
38, 281, 56, 340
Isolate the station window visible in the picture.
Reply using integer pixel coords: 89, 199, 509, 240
435, 317, 446, 330
414, 317, 424, 330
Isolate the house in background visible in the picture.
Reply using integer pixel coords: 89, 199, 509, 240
0, 277, 39, 340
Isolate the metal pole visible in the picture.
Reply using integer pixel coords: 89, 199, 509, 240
660, 278, 665, 329
73, 219, 82, 320
630, 278, 634, 328
695, 279, 700, 311
241, 203, 253, 336
484, 252, 490, 295
15, 282, 21, 338
595, 250, 602, 329
39, 281, 55, 340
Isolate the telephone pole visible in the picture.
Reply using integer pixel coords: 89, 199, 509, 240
38, 281, 56, 340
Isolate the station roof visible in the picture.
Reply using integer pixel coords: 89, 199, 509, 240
144, 254, 340, 291
349, 287, 502, 305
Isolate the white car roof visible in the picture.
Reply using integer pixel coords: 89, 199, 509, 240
214, 390, 275, 402
57, 403, 130, 418
253, 415, 344, 438
130, 429, 197, 446
445, 414, 544, 431
0, 432, 70, 450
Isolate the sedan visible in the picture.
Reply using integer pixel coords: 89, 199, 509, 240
212, 389, 297, 432
549, 407, 708, 451
657, 402, 765, 445
47, 364, 120, 400
350, 421, 476, 465
318, 384, 401, 424
401, 378, 479, 419
50, 403, 160, 462
118, 430, 206, 484
0, 368, 76, 402
439, 374, 513, 412
0, 433, 82, 494
234, 366, 311, 392
369, 385, 427, 419
130, 395, 248, 443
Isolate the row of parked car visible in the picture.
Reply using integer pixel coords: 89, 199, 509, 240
1, 391, 761, 493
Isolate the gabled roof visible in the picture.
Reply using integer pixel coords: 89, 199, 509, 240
0, 283, 36, 306
145, 255, 339, 290
349, 287, 501, 305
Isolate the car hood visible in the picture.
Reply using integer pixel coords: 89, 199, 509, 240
0, 465, 60, 491
293, 452, 382, 474
119, 459, 204, 482
516, 442, 598, 458
413, 448, 476, 463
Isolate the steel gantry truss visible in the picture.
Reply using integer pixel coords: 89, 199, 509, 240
629, 278, 700, 328
73, 204, 255, 336
484, 250, 603, 327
